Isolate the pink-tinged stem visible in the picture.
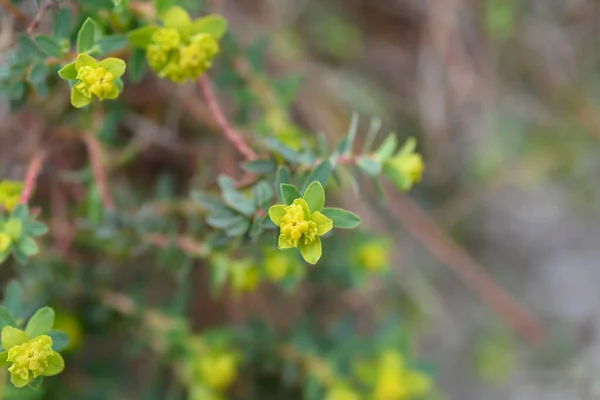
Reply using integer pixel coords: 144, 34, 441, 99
198, 74, 258, 161
83, 134, 115, 211
20, 151, 47, 205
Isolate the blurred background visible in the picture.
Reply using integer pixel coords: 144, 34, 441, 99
3, 0, 600, 399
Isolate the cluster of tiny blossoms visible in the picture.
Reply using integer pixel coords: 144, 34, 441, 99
147, 29, 219, 83
128, 6, 226, 84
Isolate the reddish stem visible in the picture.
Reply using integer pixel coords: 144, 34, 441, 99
20, 151, 47, 205
83, 135, 115, 211
198, 75, 257, 161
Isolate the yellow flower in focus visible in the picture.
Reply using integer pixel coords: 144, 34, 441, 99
0, 233, 12, 253
60, 54, 126, 108
197, 350, 239, 390
269, 196, 332, 264
356, 240, 390, 273
0, 181, 23, 212
2, 327, 64, 388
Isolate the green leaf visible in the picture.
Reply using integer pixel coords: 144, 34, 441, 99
128, 48, 147, 83
27, 62, 48, 84
342, 112, 359, 155
217, 176, 256, 216
17, 34, 44, 61
58, 62, 77, 80
206, 214, 245, 229
17, 237, 39, 257
11, 246, 28, 265
163, 6, 192, 29
25, 221, 48, 237
249, 214, 265, 238
275, 166, 291, 202
0, 351, 8, 367
356, 156, 382, 177
48, 331, 69, 352
302, 160, 331, 192
25, 307, 55, 339
373, 133, 398, 162
243, 159, 276, 174
362, 117, 382, 153
34, 35, 62, 57
191, 191, 227, 212
95, 35, 128, 54
321, 207, 361, 229
263, 138, 300, 164
0, 307, 17, 330
77, 18, 97, 53
2, 326, 28, 350
253, 181, 273, 209
33, 81, 49, 99
299, 236, 322, 265
8, 81, 26, 100
280, 184, 301, 205
225, 218, 251, 237
54, 8, 73, 40
4, 281, 23, 319
11, 205, 28, 222
128, 25, 159, 49
187, 15, 228, 39
155, 0, 174, 15
43, 353, 64, 376
303, 181, 325, 213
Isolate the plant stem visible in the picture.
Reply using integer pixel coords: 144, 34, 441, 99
20, 151, 46, 205
198, 74, 258, 161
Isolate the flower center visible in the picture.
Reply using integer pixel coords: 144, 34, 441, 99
75, 66, 116, 99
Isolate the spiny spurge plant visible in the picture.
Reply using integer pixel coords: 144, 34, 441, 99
0, 0, 439, 397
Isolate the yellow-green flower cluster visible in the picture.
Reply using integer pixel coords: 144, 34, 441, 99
128, 7, 227, 83
355, 239, 391, 273
230, 259, 261, 295
269, 181, 335, 265
0, 219, 21, 254
58, 54, 126, 108
263, 248, 304, 283
324, 383, 361, 400
184, 337, 241, 400
1, 327, 64, 388
383, 138, 425, 191
0, 181, 23, 213
372, 350, 432, 400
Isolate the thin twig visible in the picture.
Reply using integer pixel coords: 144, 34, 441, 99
383, 183, 545, 344
20, 151, 47, 205
198, 74, 258, 161
0, 0, 29, 23
27, 0, 53, 34
83, 134, 115, 211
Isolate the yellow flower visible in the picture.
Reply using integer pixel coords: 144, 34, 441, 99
151, 28, 181, 51
197, 350, 239, 390
263, 250, 303, 282
269, 193, 333, 265
325, 384, 361, 400
2, 327, 64, 388
230, 261, 261, 294
53, 311, 84, 352
383, 138, 425, 191
0, 181, 23, 212
356, 240, 390, 272
0, 233, 11, 253
372, 350, 432, 400
128, 7, 227, 83
59, 54, 126, 108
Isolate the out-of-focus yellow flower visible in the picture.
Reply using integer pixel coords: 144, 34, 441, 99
0, 181, 23, 212
383, 138, 425, 192
197, 350, 239, 390
230, 261, 261, 294
372, 350, 432, 400
356, 240, 390, 273
325, 383, 361, 400
263, 249, 303, 282
0, 234, 11, 253
53, 311, 84, 352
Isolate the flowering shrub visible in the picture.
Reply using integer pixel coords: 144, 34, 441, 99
0, 1, 445, 398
